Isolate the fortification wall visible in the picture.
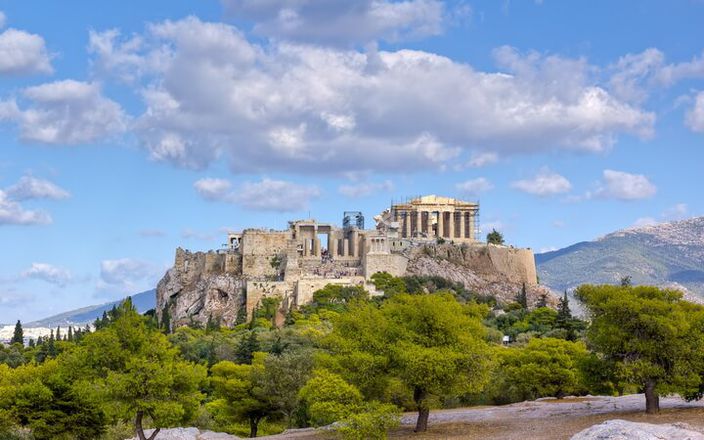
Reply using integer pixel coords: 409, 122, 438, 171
294, 276, 367, 306
241, 230, 290, 278
363, 253, 408, 278
245, 280, 295, 325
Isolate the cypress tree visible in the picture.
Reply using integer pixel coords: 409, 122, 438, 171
55, 326, 61, 341
161, 306, 172, 334
67, 326, 74, 342
28, 338, 35, 347
516, 283, 528, 309
235, 331, 260, 364
556, 290, 576, 341
11, 320, 24, 345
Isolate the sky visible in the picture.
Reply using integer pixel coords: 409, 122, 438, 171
1, 0, 703, 323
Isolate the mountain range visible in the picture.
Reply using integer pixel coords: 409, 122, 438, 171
25, 289, 157, 328
536, 217, 704, 301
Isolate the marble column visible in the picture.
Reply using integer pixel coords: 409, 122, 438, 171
437, 211, 444, 237
330, 237, 338, 257
303, 239, 310, 256
448, 211, 455, 239
425, 211, 432, 236
313, 238, 321, 256
351, 230, 359, 257
404, 212, 411, 238
343, 239, 349, 257
416, 210, 422, 237
459, 212, 466, 239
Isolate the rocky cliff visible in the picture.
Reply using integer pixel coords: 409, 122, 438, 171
404, 243, 556, 306
157, 248, 246, 328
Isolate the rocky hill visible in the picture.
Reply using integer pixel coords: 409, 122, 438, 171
536, 217, 704, 299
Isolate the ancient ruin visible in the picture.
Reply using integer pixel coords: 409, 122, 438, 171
157, 195, 545, 327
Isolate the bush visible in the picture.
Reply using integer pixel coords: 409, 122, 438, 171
336, 402, 401, 440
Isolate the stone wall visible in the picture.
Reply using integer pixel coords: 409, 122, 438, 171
363, 253, 408, 278
241, 230, 290, 279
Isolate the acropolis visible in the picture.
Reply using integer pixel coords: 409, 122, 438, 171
157, 195, 538, 327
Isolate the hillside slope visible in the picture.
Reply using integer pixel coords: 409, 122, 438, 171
536, 217, 704, 298
26, 289, 156, 327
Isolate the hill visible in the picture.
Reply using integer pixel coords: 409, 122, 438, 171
536, 217, 704, 299
26, 289, 156, 328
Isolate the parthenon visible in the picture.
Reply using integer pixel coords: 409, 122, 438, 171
379, 195, 479, 241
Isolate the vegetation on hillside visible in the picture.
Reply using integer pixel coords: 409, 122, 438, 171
3, 275, 704, 438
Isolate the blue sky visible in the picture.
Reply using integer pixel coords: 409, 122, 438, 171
1, 0, 703, 323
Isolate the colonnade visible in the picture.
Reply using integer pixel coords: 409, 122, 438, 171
396, 209, 476, 240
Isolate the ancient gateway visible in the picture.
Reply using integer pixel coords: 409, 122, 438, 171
157, 195, 540, 327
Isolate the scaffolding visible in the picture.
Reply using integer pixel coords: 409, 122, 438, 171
342, 211, 364, 230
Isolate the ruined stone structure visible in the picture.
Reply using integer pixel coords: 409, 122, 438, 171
157, 195, 544, 327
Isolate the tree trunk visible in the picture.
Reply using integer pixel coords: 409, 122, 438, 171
135, 410, 160, 440
413, 387, 430, 432
249, 417, 259, 438
644, 380, 660, 414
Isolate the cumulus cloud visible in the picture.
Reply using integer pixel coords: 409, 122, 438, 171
594, 169, 656, 200
686, 91, 704, 133
220, 0, 448, 45
22, 263, 72, 287
86, 18, 654, 175
5, 176, 70, 200
0, 189, 51, 225
0, 80, 127, 144
511, 168, 572, 196
0, 27, 52, 75
455, 177, 493, 197
466, 151, 498, 168
195, 177, 320, 212
338, 180, 393, 198
99, 258, 161, 294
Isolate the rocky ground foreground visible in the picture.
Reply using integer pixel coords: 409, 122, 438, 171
132, 394, 704, 439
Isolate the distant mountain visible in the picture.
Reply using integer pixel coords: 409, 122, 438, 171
26, 289, 156, 328
537, 217, 704, 300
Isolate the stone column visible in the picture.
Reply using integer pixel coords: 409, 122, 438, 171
313, 238, 321, 256
459, 211, 466, 239
448, 211, 455, 239
437, 211, 444, 237
426, 211, 433, 236
469, 211, 476, 241
416, 210, 422, 237
303, 239, 310, 256
404, 212, 411, 238
343, 239, 349, 257
351, 230, 359, 257
330, 237, 338, 257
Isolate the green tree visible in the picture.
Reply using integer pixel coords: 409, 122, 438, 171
327, 293, 493, 432
160, 305, 172, 334
210, 354, 273, 438
556, 291, 577, 341
515, 283, 528, 309
576, 284, 704, 413
299, 369, 363, 426
490, 338, 589, 403
10, 321, 23, 345
486, 229, 504, 245
68, 301, 206, 440
370, 272, 407, 297
235, 331, 260, 365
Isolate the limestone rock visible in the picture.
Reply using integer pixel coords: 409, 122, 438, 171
570, 419, 704, 440
126, 427, 241, 440
157, 248, 245, 328
404, 243, 557, 306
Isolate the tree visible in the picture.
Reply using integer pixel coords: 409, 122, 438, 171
490, 338, 589, 403
299, 369, 363, 426
55, 326, 61, 342
486, 229, 504, 245
576, 284, 704, 413
556, 291, 576, 341
536, 294, 548, 308
515, 283, 528, 309
235, 331, 260, 365
160, 305, 172, 334
210, 354, 273, 438
68, 301, 206, 440
620, 275, 632, 287
10, 321, 23, 345
67, 326, 73, 342
327, 293, 493, 432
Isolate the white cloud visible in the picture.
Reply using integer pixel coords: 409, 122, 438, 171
632, 217, 658, 228
195, 177, 320, 212
99, 258, 161, 294
663, 203, 688, 220
455, 177, 493, 197
0, 80, 127, 144
0, 12, 6, 29
0, 27, 52, 75
87, 18, 654, 175
22, 263, 72, 287
594, 169, 657, 200
220, 0, 447, 45
511, 168, 572, 196
5, 176, 70, 201
338, 180, 394, 198
0, 189, 51, 225
466, 151, 498, 168
686, 91, 704, 133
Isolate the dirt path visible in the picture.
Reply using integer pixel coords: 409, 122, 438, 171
262, 394, 704, 440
